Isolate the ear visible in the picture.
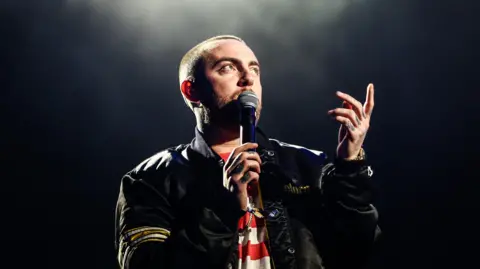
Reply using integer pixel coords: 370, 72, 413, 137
180, 77, 200, 103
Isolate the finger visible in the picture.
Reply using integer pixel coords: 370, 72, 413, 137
232, 171, 260, 185
334, 115, 357, 133
225, 143, 258, 167
227, 159, 261, 176
338, 123, 346, 143
240, 171, 259, 184
328, 108, 361, 127
243, 151, 262, 164
343, 101, 362, 126
227, 150, 262, 171
337, 101, 350, 143
364, 83, 375, 116
336, 91, 364, 119
237, 142, 259, 152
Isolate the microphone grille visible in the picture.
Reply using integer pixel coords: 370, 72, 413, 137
238, 91, 259, 109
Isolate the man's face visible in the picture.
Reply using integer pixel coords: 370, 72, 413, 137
199, 39, 262, 126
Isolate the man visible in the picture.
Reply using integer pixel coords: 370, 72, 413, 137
115, 35, 380, 269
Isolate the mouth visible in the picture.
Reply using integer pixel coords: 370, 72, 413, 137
233, 89, 251, 100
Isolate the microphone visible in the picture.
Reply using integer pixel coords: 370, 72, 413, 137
238, 91, 265, 212
238, 91, 259, 148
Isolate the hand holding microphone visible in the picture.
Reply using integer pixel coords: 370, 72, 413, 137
223, 143, 262, 211
222, 91, 261, 211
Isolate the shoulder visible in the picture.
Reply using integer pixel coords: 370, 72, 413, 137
268, 138, 328, 162
131, 144, 189, 174
121, 144, 189, 185
117, 144, 190, 202
265, 138, 330, 188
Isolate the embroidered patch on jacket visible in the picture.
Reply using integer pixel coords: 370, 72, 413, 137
123, 226, 170, 244
118, 226, 171, 267
284, 183, 310, 194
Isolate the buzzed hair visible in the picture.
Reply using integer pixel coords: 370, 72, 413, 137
178, 35, 244, 110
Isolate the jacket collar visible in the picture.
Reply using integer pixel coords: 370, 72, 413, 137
191, 127, 219, 161
188, 126, 276, 165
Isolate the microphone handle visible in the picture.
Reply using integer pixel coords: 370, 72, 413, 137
240, 106, 256, 149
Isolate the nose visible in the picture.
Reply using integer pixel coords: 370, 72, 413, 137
238, 70, 254, 87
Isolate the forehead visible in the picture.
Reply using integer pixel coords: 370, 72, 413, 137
203, 39, 258, 64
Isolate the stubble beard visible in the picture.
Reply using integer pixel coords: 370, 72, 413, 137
200, 93, 262, 130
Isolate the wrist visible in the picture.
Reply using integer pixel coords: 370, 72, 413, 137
343, 148, 366, 161
237, 192, 249, 211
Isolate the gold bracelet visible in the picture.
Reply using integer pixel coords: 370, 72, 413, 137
355, 148, 366, 160
345, 148, 366, 161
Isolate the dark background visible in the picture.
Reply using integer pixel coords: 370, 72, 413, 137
2, 0, 478, 268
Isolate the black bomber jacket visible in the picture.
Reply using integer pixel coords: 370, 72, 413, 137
115, 127, 381, 269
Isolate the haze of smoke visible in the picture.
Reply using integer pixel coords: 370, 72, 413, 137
63, 0, 372, 105
65, 0, 366, 53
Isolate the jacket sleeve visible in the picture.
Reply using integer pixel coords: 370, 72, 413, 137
313, 158, 381, 269
115, 161, 246, 269
115, 171, 174, 269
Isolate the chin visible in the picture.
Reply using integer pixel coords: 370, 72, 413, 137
209, 98, 262, 128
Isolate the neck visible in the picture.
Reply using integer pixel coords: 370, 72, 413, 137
201, 124, 240, 154
194, 105, 249, 154
196, 112, 240, 154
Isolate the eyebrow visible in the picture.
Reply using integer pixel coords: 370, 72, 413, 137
210, 57, 260, 69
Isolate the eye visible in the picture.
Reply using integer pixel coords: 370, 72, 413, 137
219, 64, 235, 73
250, 66, 260, 75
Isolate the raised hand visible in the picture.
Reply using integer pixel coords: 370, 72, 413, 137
328, 83, 375, 160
